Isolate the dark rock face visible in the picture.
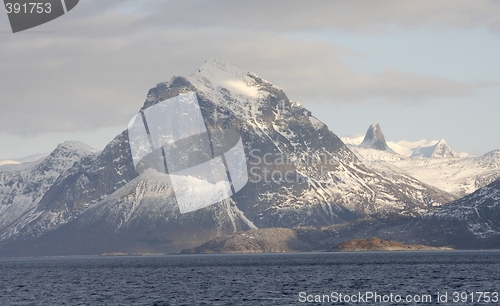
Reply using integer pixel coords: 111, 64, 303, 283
0, 59, 458, 256
359, 123, 390, 151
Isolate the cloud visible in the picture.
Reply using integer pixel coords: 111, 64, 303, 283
136, 0, 500, 32
292, 67, 478, 104
0, 0, 496, 137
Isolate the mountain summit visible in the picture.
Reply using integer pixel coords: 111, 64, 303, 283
359, 123, 392, 151
411, 139, 459, 158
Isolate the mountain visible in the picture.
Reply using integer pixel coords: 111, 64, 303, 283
389, 139, 469, 158
359, 123, 392, 152
410, 139, 459, 158
0, 58, 455, 256
343, 123, 404, 165
0, 141, 97, 237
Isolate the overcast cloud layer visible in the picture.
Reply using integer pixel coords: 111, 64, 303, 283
1, 0, 500, 158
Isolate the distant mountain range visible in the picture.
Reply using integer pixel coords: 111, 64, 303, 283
342, 130, 468, 158
0, 59, 499, 256
343, 123, 500, 197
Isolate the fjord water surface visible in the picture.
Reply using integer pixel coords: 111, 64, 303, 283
0, 251, 499, 305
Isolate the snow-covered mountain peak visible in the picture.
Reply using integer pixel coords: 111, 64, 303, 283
411, 138, 459, 159
54, 141, 97, 154
188, 58, 269, 101
49, 140, 97, 160
359, 123, 393, 152
183, 58, 304, 136
35, 141, 98, 174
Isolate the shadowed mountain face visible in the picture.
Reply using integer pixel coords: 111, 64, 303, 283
0, 59, 456, 256
359, 123, 391, 151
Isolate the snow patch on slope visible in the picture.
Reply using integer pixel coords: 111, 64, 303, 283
188, 58, 264, 101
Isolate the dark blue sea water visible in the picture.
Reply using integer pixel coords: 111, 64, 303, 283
0, 251, 499, 305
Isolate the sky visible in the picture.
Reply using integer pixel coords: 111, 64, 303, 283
1, 0, 500, 159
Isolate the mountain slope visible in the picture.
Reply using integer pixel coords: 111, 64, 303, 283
436, 177, 500, 239
392, 150, 500, 197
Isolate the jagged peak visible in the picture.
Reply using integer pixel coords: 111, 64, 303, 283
359, 123, 391, 151
429, 139, 458, 158
410, 138, 459, 158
